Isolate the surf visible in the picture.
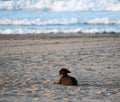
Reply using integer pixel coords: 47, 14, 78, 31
0, 0, 120, 11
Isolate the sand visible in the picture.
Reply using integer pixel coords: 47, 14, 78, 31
0, 34, 120, 102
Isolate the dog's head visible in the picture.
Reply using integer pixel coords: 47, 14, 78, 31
59, 68, 71, 76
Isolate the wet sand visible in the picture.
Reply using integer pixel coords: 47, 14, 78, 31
0, 34, 120, 102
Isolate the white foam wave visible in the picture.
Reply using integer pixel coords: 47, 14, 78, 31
0, 18, 77, 25
0, 28, 119, 34
0, 28, 81, 34
0, 0, 120, 11
0, 18, 119, 26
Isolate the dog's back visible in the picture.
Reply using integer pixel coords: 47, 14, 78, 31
69, 76, 78, 86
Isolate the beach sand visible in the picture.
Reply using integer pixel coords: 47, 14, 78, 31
0, 34, 120, 102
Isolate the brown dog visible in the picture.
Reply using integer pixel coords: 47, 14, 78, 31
55, 68, 78, 86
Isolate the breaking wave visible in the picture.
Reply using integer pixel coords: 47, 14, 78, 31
0, 18, 120, 26
0, 0, 120, 11
0, 28, 120, 34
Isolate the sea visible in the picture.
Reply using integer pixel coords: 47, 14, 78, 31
0, 0, 120, 35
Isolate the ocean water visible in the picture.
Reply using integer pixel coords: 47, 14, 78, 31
0, 0, 120, 34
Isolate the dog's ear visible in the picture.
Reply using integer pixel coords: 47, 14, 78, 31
64, 69, 71, 73
59, 68, 71, 75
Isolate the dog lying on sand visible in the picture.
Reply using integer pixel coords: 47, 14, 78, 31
54, 68, 78, 86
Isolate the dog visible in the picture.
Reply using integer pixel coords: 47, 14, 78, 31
55, 68, 78, 86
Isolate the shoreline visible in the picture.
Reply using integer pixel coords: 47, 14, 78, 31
0, 33, 120, 40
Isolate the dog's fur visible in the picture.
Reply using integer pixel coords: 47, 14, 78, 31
57, 68, 78, 86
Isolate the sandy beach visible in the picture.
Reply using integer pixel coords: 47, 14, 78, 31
0, 34, 120, 102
